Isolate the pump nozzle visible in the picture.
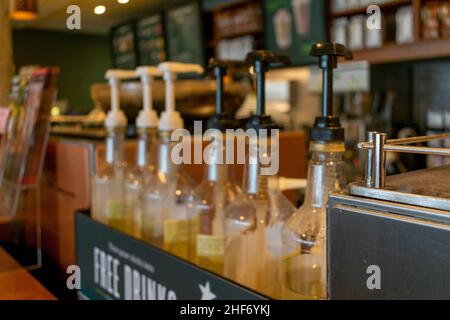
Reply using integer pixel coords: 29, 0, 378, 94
310, 42, 353, 143
245, 51, 291, 131
157, 62, 204, 131
105, 69, 137, 129
136, 66, 162, 129
208, 58, 247, 131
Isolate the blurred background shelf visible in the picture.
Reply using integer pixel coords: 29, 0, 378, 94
330, 0, 412, 18
346, 38, 450, 64
329, 0, 450, 62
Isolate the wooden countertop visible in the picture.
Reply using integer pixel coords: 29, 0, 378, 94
0, 247, 55, 300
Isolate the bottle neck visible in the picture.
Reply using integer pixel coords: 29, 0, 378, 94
244, 141, 270, 198
207, 163, 233, 183
206, 136, 233, 183
245, 166, 269, 198
106, 127, 126, 165
158, 131, 177, 176
303, 150, 346, 209
136, 128, 158, 168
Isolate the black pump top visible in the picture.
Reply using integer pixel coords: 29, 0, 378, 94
207, 58, 247, 131
245, 50, 291, 131
310, 42, 353, 143
310, 43, 353, 62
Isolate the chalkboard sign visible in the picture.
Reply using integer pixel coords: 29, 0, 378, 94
165, 2, 205, 65
137, 14, 166, 66
111, 23, 138, 69
263, 0, 326, 66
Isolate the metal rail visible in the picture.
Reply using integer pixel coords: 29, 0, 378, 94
358, 132, 450, 149
360, 131, 450, 189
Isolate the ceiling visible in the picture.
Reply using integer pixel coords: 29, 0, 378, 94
11, 0, 171, 34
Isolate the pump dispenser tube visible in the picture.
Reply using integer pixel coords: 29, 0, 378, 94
282, 42, 352, 300
189, 59, 246, 275
92, 69, 137, 232
223, 51, 294, 299
142, 62, 203, 261
124, 67, 161, 238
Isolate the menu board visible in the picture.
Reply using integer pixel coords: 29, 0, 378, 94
137, 14, 166, 66
165, 2, 205, 65
111, 23, 138, 70
263, 0, 327, 66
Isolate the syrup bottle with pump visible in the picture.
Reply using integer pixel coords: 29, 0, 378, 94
190, 59, 245, 275
125, 66, 161, 238
142, 62, 204, 260
282, 43, 353, 300
92, 70, 137, 232
223, 51, 294, 297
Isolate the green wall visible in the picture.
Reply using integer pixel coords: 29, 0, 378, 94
12, 29, 111, 114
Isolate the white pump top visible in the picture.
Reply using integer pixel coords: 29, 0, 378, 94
135, 66, 162, 129
157, 62, 204, 131
105, 69, 137, 129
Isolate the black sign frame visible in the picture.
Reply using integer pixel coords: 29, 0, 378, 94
76, 211, 267, 300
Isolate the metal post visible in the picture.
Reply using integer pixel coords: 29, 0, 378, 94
255, 60, 266, 116
214, 67, 224, 115
373, 132, 387, 189
365, 131, 377, 187
321, 56, 334, 117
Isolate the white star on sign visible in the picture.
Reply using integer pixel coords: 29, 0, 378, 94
199, 282, 216, 300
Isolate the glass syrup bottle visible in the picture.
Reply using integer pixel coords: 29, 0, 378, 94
190, 59, 245, 275
142, 62, 204, 261
91, 70, 136, 232
264, 176, 296, 298
281, 42, 353, 300
125, 67, 161, 238
223, 51, 293, 297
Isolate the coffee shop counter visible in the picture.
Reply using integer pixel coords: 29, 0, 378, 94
39, 132, 307, 290
0, 247, 54, 300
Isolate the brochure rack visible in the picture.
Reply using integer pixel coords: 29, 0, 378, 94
0, 68, 59, 272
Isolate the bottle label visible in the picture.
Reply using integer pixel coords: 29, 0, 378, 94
197, 235, 225, 257
164, 219, 189, 242
142, 212, 155, 239
163, 217, 199, 260
107, 200, 127, 233
197, 235, 225, 274
107, 200, 126, 219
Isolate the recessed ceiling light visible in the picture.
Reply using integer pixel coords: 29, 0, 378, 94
94, 5, 106, 15
118, 0, 130, 3
9, 0, 39, 21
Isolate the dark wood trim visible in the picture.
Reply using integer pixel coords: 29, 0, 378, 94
344, 38, 450, 64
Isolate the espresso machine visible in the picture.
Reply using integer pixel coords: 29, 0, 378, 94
328, 131, 450, 300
